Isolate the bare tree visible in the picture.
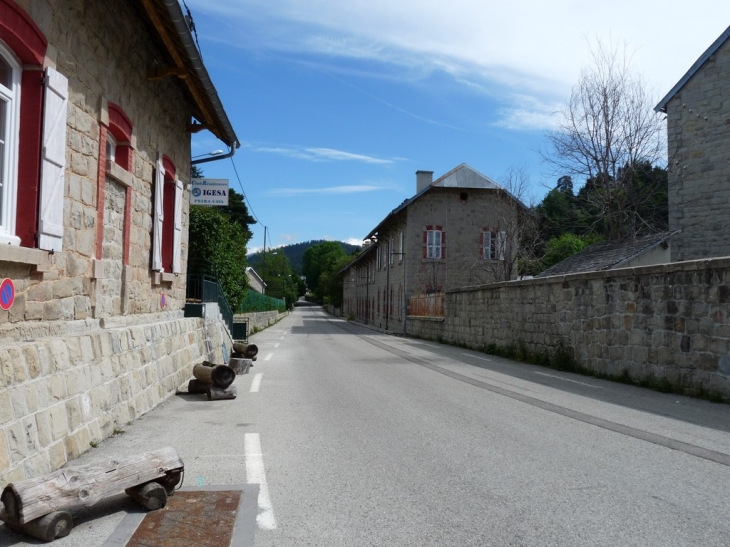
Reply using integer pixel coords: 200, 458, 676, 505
468, 166, 539, 283
543, 40, 666, 240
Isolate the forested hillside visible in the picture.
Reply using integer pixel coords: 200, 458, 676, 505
248, 240, 361, 274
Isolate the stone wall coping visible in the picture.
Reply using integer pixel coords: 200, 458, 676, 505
0, 310, 187, 343
446, 255, 730, 294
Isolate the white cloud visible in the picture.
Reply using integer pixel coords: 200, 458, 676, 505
192, 0, 730, 122
245, 143, 395, 164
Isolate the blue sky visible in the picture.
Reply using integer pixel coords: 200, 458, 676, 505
187, 0, 730, 253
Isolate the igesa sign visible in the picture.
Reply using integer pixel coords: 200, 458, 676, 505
190, 178, 229, 206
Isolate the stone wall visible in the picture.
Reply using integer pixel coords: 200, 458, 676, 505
665, 36, 730, 261
406, 257, 730, 398
235, 311, 289, 334
0, 313, 231, 485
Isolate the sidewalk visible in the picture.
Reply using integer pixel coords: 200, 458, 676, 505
0, 364, 261, 546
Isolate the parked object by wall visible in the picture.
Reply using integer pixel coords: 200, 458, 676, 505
408, 257, 730, 398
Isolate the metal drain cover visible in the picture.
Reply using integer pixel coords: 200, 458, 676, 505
126, 490, 241, 547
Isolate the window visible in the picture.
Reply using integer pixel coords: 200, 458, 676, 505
389, 236, 394, 265
106, 131, 117, 163
152, 154, 183, 274
399, 230, 404, 263
376, 245, 381, 269
425, 226, 444, 259
483, 229, 507, 260
0, 45, 20, 245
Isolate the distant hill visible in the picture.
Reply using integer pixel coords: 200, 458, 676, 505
248, 240, 361, 274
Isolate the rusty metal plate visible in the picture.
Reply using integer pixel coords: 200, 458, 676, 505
126, 490, 241, 547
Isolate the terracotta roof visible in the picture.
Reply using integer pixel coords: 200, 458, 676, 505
535, 231, 678, 278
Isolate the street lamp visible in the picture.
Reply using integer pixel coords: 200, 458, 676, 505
192, 150, 223, 159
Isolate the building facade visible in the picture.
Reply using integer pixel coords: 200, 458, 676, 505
342, 164, 525, 333
0, 0, 238, 483
655, 25, 730, 261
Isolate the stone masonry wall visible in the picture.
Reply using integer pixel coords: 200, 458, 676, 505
666, 37, 730, 261
0, 313, 231, 485
407, 257, 730, 398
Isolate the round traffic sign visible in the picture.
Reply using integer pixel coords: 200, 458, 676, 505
0, 278, 15, 311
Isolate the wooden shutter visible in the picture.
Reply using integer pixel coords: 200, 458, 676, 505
483, 231, 491, 260
498, 230, 507, 261
172, 179, 183, 274
151, 154, 164, 271
38, 68, 68, 252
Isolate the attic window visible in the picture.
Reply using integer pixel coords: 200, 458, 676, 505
459, 192, 468, 203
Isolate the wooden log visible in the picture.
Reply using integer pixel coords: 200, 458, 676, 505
232, 342, 258, 358
187, 379, 208, 394
1, 510, 73, 542
192, 363, 235, 389
206, 384, 237, 401
229, 358, 252, 375
0, 447, 184, 524
125, 482, 168, 511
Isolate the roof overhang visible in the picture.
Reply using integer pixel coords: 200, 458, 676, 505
655, 25, 730, 113
135, 0, 239, 149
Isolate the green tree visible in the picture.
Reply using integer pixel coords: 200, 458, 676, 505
260, 251, 299, 309
543, 40, 665, 240
302, 241, 348, 302
541, 233, 596, 271
188, 206, 251, 310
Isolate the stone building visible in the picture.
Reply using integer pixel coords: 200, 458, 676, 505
0, 0, 238, 483
655, 25, 730, 261
341, 164, 526, 333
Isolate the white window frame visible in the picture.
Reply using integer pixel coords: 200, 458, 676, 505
0, 44, 21, 246
426, 229, 442, 259
389, 236, 394, 265
483, 229, 507, 261
106, 131, 117, 164
399, 230, 404, 263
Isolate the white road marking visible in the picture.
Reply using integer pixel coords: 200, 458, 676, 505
250, 373, 263, 392
462, 353, 492, 361
532, 371, 601, 388
245, 433, 277, 530
280, 336, 285, 340
274, 343, 280, 348
264, 353, 273, 361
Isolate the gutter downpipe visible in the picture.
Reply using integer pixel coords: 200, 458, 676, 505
385, 238, 390, 332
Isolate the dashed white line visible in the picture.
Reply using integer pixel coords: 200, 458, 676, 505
264, 353, 273, 361
244, 433, 277, 530
250, 373, 263, 392
532, 371, 602, 388
274, 343, 280, 348
462, 353, 492, 362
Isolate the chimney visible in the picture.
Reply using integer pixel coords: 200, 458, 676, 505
416, 170, 433, 193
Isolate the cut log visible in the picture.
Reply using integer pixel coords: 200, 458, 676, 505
0, 447, 184, 524
1, 510, 73, 542
229, 358, 252, 375
232, 343, 258, 358
192, 363, 235, 389
125, 482, 168, 511
206, 384, 237, 401
187, 379, 208, 394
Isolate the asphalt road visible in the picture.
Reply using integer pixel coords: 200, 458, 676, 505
2, 304, 728, 546
246, 304, 730, 546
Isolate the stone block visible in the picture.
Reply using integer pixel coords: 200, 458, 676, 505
0, 392, 12, 425
0, 430, 9, 473
6, 422, 27, 463
24, 346, 41, 379
48, 440, 67, 470
49, 404, 69, 441
23, 451, 51, 479
9, 386, 28, 419
50, 374, 67, 401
